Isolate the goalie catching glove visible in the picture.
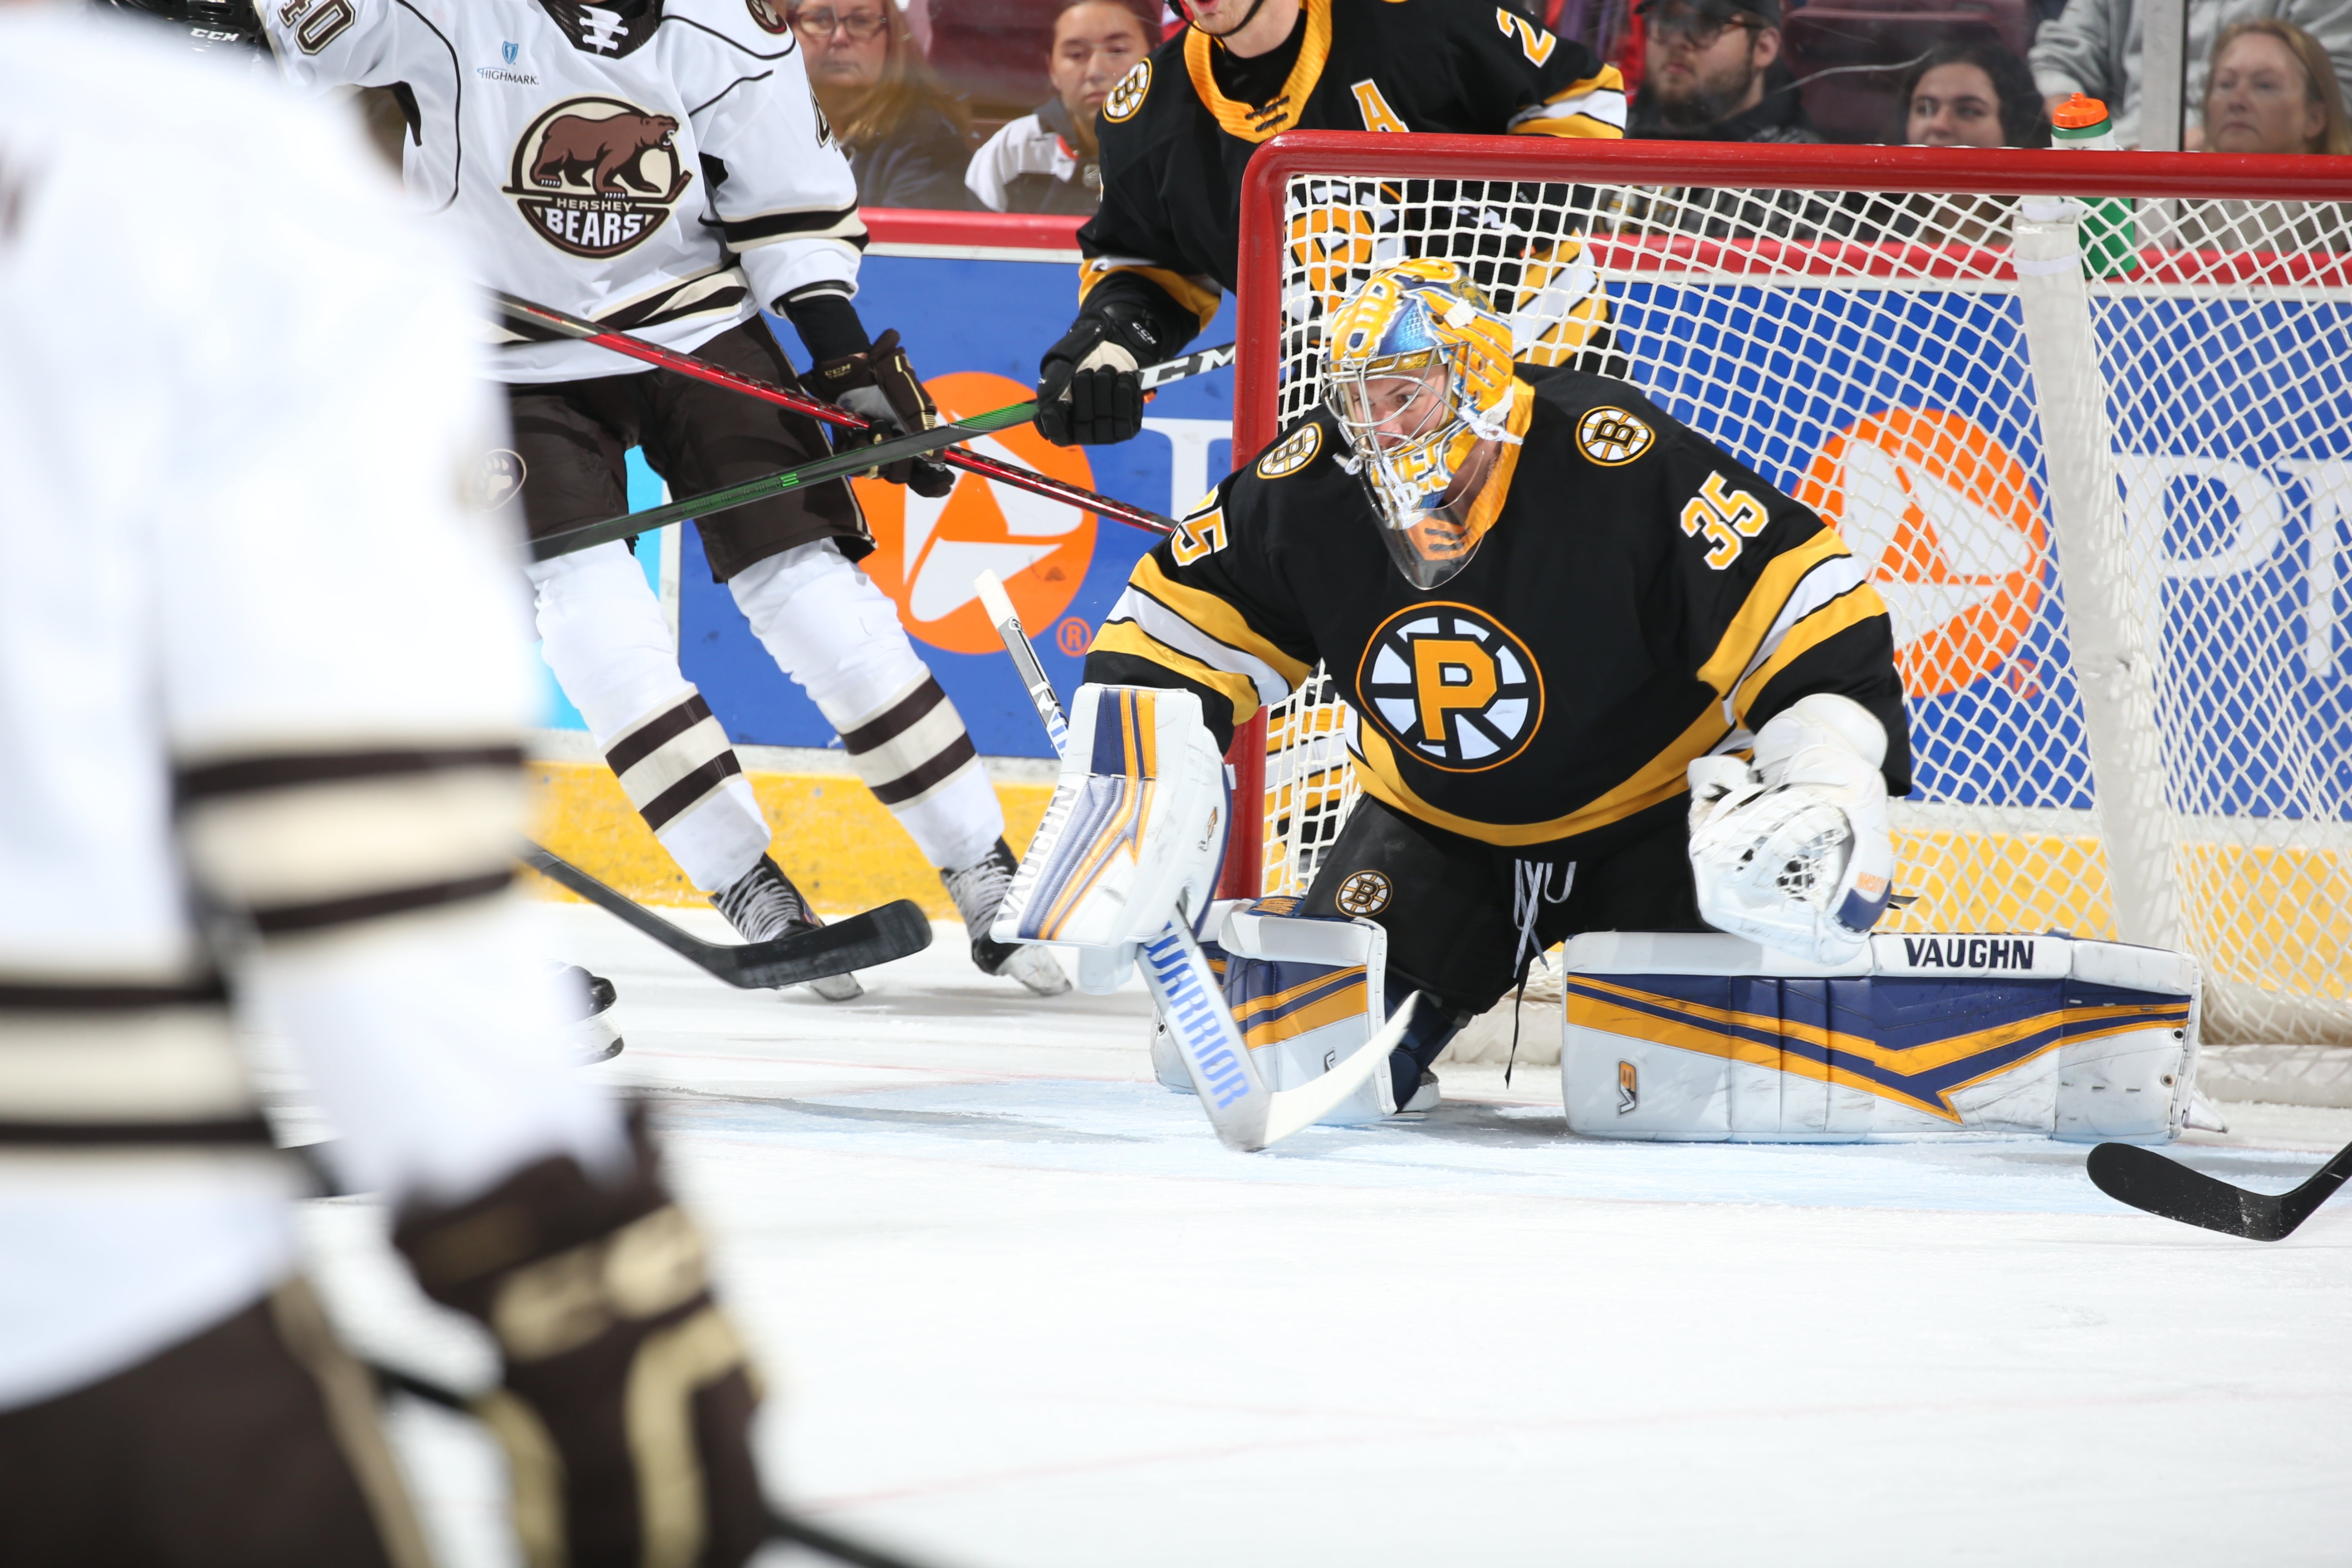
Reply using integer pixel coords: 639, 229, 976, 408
1686, 692, 1896, 965
1034, 301, 1162, 447
392, 1114, 769, 1568
807, 328, 955, 497
991, 683, 1228, 990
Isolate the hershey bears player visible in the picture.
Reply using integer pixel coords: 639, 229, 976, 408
1009, 260, 1909, 1116
260, 0, 1067, 998
0, 12, 766, 1563
1034, 0, 1630, 446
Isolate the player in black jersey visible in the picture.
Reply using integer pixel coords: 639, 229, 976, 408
1033, 0, 1630, 446
1029, 261, 1908, 1107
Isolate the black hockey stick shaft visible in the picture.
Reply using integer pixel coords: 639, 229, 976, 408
2085, 1137, 2352, 1241
495, 292, 1200, 546
371, 1363, 954, 1568
520, 842, 931, 988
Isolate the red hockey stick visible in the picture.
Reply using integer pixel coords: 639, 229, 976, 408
494, 291, 1196, 537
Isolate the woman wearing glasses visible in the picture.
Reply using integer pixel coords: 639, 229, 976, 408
797, 0, 978, 209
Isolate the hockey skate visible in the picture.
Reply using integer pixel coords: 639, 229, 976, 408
714, 856, 863, 1001
554, 963, 624, 1063
942, 838, 1069, 995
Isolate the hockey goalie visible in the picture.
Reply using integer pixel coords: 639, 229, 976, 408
1000, 259, 2200, 1143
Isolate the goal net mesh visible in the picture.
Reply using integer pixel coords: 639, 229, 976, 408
1247, 160, 2351, 1052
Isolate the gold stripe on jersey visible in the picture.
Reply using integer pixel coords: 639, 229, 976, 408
1507, 68, 1629, 137
1694, 529, 1867, 705
1184, 0, 1336, 142
1090, 621, 1267, 723
1131, 555, 1314, 691
1078, 257, 1223, 330
1732, 579, 1891, 721
1352, 699, 1729, 847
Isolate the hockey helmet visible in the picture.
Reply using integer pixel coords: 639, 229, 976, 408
98, 0, 269, 53
1323, 259, 1522, 589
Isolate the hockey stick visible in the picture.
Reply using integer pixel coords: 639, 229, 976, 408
974, 571, 1415, 1152
371, 1363, 955, 1568
494, 291, 1200, 540
521, 841, 931, 989
2085, 1137, 2352, 1241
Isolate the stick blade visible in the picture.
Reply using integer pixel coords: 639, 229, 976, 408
2085, 1141, 2295, 1241
1255, 993, 1423, 1149
717, 899, 934, 990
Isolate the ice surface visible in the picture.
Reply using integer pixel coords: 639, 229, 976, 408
298, 902, 2352, 1568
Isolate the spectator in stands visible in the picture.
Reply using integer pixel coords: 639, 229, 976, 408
1899, 39, 2054, 146
2203, 18, 2352, 151
797, 0, 975, 210
1627, 0, 1822, 141
2029, 0, 2352, 147
966, 0, 1157, 213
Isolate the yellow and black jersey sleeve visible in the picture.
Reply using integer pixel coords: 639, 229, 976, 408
1084, 484, 1318, 747
1648, 431, 1911, 795
1073, 40, 1227, 341
1442, 5, 1627, 139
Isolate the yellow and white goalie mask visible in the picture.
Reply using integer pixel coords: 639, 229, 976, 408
1324, 260, 1521, 590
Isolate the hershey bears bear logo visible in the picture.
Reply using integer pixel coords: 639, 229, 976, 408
746, 0, 791, 31
1356, 603, 1543, 773
506, 97, 694, 258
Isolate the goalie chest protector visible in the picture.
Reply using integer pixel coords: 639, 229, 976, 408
1558, 931, 2200, 1143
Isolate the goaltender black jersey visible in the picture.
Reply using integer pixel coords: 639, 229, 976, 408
1085, 367, 1911, 855
1076, 0, 1625, 343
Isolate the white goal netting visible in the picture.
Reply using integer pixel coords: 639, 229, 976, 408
1242, 147, 2352, 1054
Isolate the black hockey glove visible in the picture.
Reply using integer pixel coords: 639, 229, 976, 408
1034, 302, 1162, 446
393, 1117, 770, 1568
808, 329, 956, 498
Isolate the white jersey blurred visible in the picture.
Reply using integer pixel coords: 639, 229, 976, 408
0, 10, 619, 1411
261, 0, 865, 382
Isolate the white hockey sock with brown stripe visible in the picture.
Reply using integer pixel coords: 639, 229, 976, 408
530, 545, 770, 893
728, 540, 1004, 870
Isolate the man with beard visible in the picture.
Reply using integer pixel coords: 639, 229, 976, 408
1627, 0, 1821, 142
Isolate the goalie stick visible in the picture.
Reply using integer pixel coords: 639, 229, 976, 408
973, 570, 1418, 1152
2086, 1136, 2352, 1241
494, 291, 1200, 540
522, 842, 931, 989
370, 1363, 953, 1568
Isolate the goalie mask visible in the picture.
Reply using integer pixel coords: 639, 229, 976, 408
1324, 260, 1523, 590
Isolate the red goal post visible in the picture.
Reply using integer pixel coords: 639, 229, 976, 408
1214, 132, 2352, 1074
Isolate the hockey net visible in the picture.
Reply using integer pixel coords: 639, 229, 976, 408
1229, 135, 2352, 1073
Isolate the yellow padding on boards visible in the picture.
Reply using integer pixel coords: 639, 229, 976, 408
525, 760, 1054, 917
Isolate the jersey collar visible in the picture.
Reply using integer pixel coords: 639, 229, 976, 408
1185, 0, 1334, 143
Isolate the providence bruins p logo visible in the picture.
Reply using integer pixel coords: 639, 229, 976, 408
506, 97, 694, 258
1356, 603, 1544, 772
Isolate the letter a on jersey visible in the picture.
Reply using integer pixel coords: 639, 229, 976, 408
1356, 604, 1543, 771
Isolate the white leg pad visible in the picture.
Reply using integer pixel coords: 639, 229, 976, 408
1214, 900, 1396, 1124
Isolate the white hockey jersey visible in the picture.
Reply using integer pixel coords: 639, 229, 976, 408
0, 10, 619, 1410
264, 0, 866, 382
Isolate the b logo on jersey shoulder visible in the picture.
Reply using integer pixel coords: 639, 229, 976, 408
1356, 603, 1544, 773
1255, 423, 1322, 479
1578, 406, 1653, 466
1335, 870, 1392, 916
1103, 60, 1152, 122
505, 96, 694, 259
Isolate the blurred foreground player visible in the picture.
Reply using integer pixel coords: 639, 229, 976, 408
255, 0, 1067, 1000
1004, 260, 1909, 1117
0, 14, 767, 1564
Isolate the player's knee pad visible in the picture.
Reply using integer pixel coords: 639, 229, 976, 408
529, 544, 688, 735
728, 539, 928, 720
1558, 931, 2200, 1142
1687, 693, 1893, 964
995, 686, 1227, 969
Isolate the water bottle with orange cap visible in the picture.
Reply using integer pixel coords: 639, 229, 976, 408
2051, 92, 2141, 277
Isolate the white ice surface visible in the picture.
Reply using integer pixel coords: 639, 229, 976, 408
294, 902, 2352, 1568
